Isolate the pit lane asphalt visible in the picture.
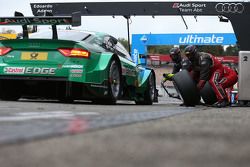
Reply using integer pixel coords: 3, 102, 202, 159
0, 96, 194, 145
0, 96, 250, 167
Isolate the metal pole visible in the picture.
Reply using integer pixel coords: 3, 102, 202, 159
124, 16, 131, 54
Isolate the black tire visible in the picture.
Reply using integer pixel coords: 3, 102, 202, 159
135, 72, 156, 105
0, 81, 21, 101
200, 82, 217, 105
238, 100, 249, 106
106, 59, 121, 104
58, 97, 74, 103
172, 70, 200, 106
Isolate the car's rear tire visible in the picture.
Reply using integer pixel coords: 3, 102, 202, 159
200, 82, 217, 105
172, 70, 200, 106
0, 81, 21, 101
106, 59, 121, 104
135, 72, 155, 105
58, 97, 74, 103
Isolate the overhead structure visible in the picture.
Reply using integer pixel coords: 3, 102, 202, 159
31, 1, 250, 50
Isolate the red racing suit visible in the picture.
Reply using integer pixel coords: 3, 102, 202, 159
219, 65, 238, 89
189, 52, 237, 102
219, 65, 238, 102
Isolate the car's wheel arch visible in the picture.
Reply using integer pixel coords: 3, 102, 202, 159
135, 70, 157, 105
137, 68, 153, 87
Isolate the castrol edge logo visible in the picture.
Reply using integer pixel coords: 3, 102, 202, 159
4, 67, 56, 75
4, 67, 25, 74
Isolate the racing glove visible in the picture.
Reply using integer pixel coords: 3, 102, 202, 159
163, 73, 174, 81
197, 80, 206, 90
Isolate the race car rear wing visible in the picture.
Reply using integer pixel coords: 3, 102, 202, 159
0, 11, 81, 39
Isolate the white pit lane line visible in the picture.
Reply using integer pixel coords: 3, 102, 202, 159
0, 111, 100, 122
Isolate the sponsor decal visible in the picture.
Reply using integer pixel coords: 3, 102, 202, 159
70, 74, 82, 78
4, 67, 56, 75
0, 18, 70, 25
62, 65, 83, 68
172, 2, 207, 13
132, 49, 139, 65
6, 55, 14, 58
70, 69, 83, 73
4, 67, 25, 74
215, 3, 244, 14
179, 34, 224, 44
25, 67, 56, 75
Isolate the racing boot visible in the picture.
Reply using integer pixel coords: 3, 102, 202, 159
212, 99, 229, 108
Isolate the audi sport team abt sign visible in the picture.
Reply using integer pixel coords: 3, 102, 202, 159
172, 2, 207, 13
172, 2, 245, 14
30, 2, 246, 16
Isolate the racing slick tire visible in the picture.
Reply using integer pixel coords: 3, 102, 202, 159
105, 59, 122, 104
200, 82, 217, 105
135, 72, 156, 105
59, 97, 74, 103
0, 81, 21, 101
172, 70, 200, 106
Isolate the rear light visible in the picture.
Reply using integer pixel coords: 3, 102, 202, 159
58, 48, 90, 58
0, 47, 12, 56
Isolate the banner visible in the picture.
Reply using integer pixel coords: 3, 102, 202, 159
131, 33, 237, 64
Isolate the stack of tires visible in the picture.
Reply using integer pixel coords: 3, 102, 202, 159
172, 70, 217, 106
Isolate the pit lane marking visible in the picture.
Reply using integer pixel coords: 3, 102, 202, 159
0, 111, 100, 122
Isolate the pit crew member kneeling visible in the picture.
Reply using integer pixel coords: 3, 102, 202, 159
163, 47, 190, 81
162, 47, 191, 100
184, 45, 238, 107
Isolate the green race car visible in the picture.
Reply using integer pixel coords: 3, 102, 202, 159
0, 13, 158, 104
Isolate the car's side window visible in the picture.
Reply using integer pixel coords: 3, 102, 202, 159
103, 36, 116, 52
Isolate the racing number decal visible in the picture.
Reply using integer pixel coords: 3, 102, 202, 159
243, 56, 248, 62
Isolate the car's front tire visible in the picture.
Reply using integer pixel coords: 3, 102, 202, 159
135, 72, 155, 105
